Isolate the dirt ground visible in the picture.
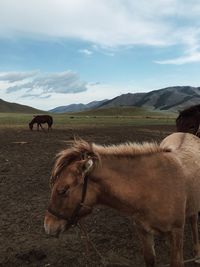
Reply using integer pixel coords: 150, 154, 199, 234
0, 124, 199, 267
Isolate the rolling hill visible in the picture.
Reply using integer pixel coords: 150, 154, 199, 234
71, 106, 171, 117
0, 98, 44, 113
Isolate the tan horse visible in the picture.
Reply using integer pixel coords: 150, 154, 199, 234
44, 133, 200, 267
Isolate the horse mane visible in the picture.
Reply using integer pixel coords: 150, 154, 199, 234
50, 139, 170, 185
179, 104, 200, 117
92, 142, 170, 156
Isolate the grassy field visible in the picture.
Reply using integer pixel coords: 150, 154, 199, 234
0, 107, 177, 128
72, 106, 175, 117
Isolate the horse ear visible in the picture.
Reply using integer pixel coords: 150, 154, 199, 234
82, 159, 94, 175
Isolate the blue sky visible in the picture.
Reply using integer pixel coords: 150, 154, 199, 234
0, 0, 200, 110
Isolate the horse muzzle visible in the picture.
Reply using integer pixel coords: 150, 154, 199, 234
44, 211, 67, 237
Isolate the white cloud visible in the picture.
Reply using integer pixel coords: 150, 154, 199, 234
0, 70, 88, 110
155, 27, 200, 64
155, 52, 200, 65
1, 0, 200, 64
0, 70, 38, 82
79, 49, 93, 56
2, 70, 87, 95
21, 93, 51, 99
0, 0, 200, 48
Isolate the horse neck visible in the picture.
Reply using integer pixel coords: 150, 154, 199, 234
89, 155, 149, 214
30, 118, 36, 125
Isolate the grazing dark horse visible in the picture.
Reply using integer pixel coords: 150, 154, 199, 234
29, 115, 53, 131
176, 104, 200, 136
44, 133, 200, 267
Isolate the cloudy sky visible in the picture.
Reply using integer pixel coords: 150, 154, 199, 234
0, 0, 200, 110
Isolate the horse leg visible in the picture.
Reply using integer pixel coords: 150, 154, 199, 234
137, 227, 156, 267
37, 123, 39, 131
189, 214, 200, 261
169, 228, 184, 267
40, 123, 45, 131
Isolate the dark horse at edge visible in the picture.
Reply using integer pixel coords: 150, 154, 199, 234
29, 115, 53, 131
176, 104, 200, 137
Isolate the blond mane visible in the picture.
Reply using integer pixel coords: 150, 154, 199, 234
50, 139, 170, 185
92, 142, 169, 156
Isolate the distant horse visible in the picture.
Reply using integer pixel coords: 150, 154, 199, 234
29, 115, 53, 131
176, 104, 200, 136
44, 133, 200, 267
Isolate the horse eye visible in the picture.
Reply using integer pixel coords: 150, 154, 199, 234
57, 186, 69, 196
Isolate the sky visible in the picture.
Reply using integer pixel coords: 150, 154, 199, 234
0, 0, 200, 110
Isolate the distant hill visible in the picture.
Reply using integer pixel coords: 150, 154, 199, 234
99, 86, 200, 111
98, 93, 146, 108
50, 86, 200, 113
0, 98, 44, 113
49, 99, 107, 113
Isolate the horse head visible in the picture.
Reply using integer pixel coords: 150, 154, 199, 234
176, 109, 200, 135
44, 141, 99, 236
29, 122, 33, 130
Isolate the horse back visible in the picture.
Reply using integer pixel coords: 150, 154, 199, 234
34, 115, 53, 124
160, 132, 200, 215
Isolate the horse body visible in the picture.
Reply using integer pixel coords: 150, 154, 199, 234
44, 133, 200, 267
29, 115, 53, 131
161, 133, 200, 216
91, 151, 185, 230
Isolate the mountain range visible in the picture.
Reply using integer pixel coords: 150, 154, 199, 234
1, 86, 200, 113
50, 100, 107, 113
49, 86, 200, 113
